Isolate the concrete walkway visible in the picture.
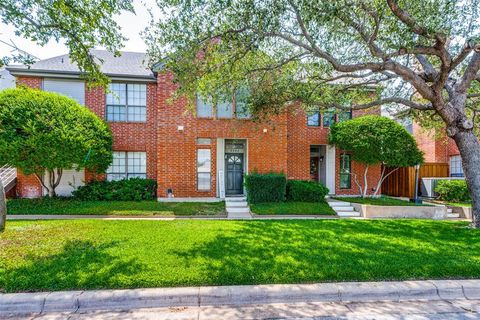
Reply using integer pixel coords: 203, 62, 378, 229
1, 280, 480, 319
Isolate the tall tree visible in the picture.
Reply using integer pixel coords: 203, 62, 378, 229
0, 0, 133, 85
145, 0, 480, 227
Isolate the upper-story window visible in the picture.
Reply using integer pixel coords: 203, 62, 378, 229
322, 109, 336, 127
307, 108, 352, 127
106, 83, 147, 122
196, 89, 251, 119
338, 109, 352, 122
450, 155, 464, 177
307, 111, 320, 126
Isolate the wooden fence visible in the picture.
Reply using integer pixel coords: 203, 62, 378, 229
381, 163, 449, 198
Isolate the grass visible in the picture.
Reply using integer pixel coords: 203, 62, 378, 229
6, 198, 226, 216
335, 196, 426, 206
251, 201, 335, 215
1, 219, 479, 292
447, 202, 472, 207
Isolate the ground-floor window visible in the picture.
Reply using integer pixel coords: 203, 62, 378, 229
340, 154, 351, 189
106, 151, 147, 181
197, 149, 211, 191
450, 155, 464, 177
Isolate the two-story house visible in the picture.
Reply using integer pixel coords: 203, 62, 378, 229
6, 50, 381, 200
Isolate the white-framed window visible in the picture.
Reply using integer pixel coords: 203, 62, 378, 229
106, 83, 147, 122
107, 151, 147, 181
197, 149, 211, 191
450, 155, 464, 177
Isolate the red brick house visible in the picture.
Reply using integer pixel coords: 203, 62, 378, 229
5, 50, 381, 200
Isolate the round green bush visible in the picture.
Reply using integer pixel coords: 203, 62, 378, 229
435, 180, 470, 202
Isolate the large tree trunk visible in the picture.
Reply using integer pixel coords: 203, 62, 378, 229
453, 130, 480, 227
0, 179, 6, 233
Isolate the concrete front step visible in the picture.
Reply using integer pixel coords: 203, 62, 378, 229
337, 211, 361, 217
447, 213, 460, 219
327, 201, 351, 207
332, 206, 354, 212
226, 202, 248, 208
225, 197, 247, 202
227, 207, 251, 214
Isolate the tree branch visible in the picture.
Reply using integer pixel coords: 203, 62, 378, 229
457, 52, 480, 93
331, 97, 433, 111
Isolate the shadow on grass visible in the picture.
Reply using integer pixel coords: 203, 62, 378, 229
1, 240, 145, 292
173, 220, 480, 285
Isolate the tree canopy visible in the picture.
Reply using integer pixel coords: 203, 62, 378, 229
329, 115, 424, 196
0, 87, 113, 196
0, 0, 133, 86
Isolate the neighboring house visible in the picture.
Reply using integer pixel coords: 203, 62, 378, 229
6, 50, 381, 199
411, 122, 463, 178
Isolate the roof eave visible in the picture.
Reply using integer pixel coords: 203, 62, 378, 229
6, 67, 157, 83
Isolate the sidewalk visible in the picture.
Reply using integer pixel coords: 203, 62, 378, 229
1, 279, 480, 316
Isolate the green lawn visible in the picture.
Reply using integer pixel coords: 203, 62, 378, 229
335, 196, 425, 206
447, 202, 472, 207
251, 201, 335, 215
6, 198, 226, 216
1, 219, 479, 292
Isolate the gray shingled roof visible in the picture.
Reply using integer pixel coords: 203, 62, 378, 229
7, 50, 154, 78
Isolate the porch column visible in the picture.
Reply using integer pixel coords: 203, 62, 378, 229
325, 145, 336, 194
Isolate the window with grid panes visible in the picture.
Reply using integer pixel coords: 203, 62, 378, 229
106, 152, 147, 180
106, 83, 146, 122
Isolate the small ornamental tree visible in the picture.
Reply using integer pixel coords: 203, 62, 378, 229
328, 115, 424, 197
0, 87, 113, 199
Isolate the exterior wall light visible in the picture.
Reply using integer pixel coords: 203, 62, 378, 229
177, 125, 184, 132
263, 128, 268, 133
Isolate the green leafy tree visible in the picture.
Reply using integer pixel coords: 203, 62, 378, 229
0, 0, 131, 232
0, 87, 112, 229
145, 0, 480, 227
329, 115, 424, 197
0, 0, 133, 85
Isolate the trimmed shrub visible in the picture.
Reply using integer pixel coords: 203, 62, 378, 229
435, 180, 470, 202
244, 173, 286, 204
286, 180, 329, 202
72, 178, 157, 201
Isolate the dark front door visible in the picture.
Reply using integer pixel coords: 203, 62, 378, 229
225, 153, 244, 195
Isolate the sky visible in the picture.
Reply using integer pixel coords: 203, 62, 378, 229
0, 0, 159, 60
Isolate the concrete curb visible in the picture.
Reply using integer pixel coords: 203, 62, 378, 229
1, 280, 480, 315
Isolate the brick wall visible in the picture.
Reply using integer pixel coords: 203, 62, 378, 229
84, 83, 158, 181
286, 106, 381, 196
413, 122, 460, 163
156, 71, 288, 198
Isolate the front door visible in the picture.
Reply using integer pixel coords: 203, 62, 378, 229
225, 153, 244, 195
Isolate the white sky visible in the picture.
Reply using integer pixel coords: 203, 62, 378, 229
0, 0, 159, 60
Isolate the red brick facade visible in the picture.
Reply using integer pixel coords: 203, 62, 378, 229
412, 122, 460, 163
13, 72, 382, 198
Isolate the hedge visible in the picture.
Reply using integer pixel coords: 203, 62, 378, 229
72, 178, 157, 201
244, 173, 286, 204
435, 180, 470, 203
286, 180, 329, 202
